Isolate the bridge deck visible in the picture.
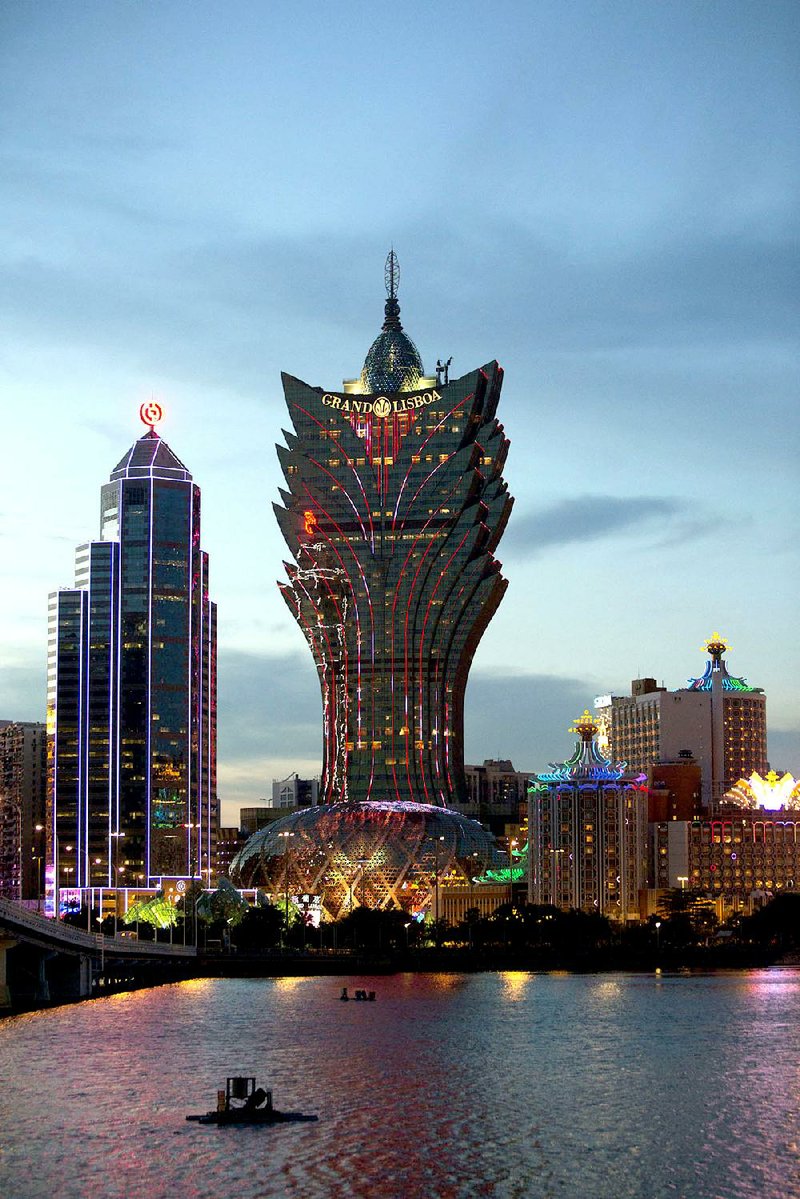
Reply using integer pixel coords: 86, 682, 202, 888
0, 897, 197, 958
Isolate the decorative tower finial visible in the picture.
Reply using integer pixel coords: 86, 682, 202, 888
570, 709, 599, 743
703, 632, 729, 665
382, 249, 403, 333
385, 248, 399, 299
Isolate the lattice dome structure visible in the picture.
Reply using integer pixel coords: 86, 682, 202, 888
229, 801, 504, 920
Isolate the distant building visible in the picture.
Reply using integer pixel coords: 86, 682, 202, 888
0, 722, 46, 901
215, 827, 247, 881
595, 633, 767, 806
458, 760, 530, 832
270, 774, 319, 808
528, 711, 648, 922
652, 771, 800, 917
647, 754, 703, 823
47, 410, 217, 910
239, 807, 276, 838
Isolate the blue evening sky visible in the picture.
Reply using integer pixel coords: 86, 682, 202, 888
0, 1, 797, 821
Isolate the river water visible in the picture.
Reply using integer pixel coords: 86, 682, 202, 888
1, 970, 799, 1199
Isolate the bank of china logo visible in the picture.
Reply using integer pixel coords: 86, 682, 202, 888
373, 396, 392, 419
140, 400, 163, 428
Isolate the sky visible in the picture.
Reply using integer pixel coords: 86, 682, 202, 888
0, 1, 797, 826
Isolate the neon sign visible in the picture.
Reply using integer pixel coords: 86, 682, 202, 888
321, 389, 441, 417
139, 400, 163, 429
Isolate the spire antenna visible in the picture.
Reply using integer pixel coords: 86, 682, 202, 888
385, 248, 399, 300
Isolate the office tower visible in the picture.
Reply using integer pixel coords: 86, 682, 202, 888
47, 409, 217, 908
233, 255, 508, 916
528, 711, 648, 922
0, 721, 46, 902
595, 634, 767, 805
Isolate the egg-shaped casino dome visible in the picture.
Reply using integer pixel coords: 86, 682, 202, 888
344, 249, 429, 395
229, 801, 505, 922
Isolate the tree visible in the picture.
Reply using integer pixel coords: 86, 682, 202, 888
196, 877, 250, 929
739, 894, 800, 951
232, 903, 283, 951
122, 891, 179, 931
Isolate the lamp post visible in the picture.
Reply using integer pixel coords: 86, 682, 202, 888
432, 835, 444, 949
468, 852, 479, 949
508, 837, 518, 909
279, 831, 295, 949
34, 823, 44, 913
110, 831, 124, 937
655, 920, 662, 955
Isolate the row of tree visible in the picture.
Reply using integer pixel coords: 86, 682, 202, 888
61, 885, 800, 961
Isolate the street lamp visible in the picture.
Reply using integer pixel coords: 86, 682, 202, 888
34, 824, 44, 913
110, 831, 124, 936
432, 835, 445, 948
279, 831, 295, 948
508, 837, 518, 909
468, 852, 479, 949
655, 920, 662, 954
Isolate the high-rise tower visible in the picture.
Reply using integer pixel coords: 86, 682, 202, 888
47, 407, 217, 908
232, 256, 510, 918
275, 253, 513, 807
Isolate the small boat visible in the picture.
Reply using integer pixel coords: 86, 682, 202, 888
339, 987, 376, 1002
186, 1076, 318, 1126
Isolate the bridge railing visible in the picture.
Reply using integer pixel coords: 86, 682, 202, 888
0, 897, 196, 958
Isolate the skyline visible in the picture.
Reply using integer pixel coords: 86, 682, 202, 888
1, 2, 797, 824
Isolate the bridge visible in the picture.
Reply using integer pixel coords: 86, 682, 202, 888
0, 896, 197, 1011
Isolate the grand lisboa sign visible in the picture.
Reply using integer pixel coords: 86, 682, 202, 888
321, 389, 442, 418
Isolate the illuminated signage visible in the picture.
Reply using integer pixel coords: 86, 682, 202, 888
139, 400, 163, 429
303, 510, 318, 537
320, 389, 441, 418
292, 892, 322, 928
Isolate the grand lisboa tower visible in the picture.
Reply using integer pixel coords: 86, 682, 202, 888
231, 254, 513, 919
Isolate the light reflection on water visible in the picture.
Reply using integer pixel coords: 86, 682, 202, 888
1, 971, 799, 1199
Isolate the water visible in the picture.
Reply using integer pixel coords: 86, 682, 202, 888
1, 971, 799, 1199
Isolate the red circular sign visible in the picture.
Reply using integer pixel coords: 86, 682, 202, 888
140, 400, 163, 427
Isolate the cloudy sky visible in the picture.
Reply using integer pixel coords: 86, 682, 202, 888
1, 1, 797, 824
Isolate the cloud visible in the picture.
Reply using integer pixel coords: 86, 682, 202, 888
215, 650, 597, 798
767, 728, 800, 777
502, 494, 716, 558
465, 669, 598, 773
0, 661, 47, 722
217, 648, 321, 765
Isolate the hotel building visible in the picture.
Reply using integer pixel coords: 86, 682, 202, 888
595, 635, 767, 806
652, 771, 800, 916
528, 711, 649, 922
232, 254, 509, 917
